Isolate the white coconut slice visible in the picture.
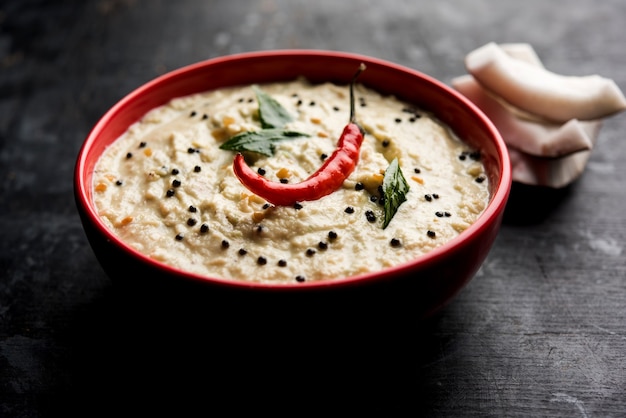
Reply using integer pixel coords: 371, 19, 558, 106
508, 146, 596, 188
491, 43, 551, 123
465, 42, 626, 123
452, 74, 600, 158
498, 43, 545, 68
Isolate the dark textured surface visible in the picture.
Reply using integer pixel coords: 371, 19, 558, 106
1, 0, 625, 415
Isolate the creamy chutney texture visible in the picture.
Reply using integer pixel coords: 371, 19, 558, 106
93, 79, 490, 284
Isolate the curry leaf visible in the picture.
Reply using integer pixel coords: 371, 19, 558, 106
219, 129, 309, 157
254, 86, 294, 129
382, 158, 410, 229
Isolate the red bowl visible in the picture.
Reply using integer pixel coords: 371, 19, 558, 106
74, 50, 511, 319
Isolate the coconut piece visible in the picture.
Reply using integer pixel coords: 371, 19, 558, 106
452, 74, 600, 158
492, 43, 551, 123
508, 145, 597, 188
499, 43, 545, 68
465, 42, 626, 123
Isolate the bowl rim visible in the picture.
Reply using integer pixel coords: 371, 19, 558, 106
75, 49, 512, 291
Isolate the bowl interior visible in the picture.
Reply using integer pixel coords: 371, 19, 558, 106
75, 50, 511, 291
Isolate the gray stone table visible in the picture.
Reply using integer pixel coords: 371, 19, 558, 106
1, 0, 625, 415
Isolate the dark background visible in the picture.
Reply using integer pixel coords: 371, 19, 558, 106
1, 0, 625, 416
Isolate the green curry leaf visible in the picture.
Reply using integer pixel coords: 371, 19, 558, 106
219, 129, 309, 157
254, 86, 294, 129
382, 158, 410, 229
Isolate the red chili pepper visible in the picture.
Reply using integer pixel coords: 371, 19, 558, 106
232, 64, 366, 206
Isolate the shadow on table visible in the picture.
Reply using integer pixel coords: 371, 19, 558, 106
503, 181, 575, 225
59, 282, 449, 415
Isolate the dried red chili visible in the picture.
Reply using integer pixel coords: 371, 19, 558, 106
232, 64, 366, 206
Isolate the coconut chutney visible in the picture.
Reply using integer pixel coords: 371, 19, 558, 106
93, 79, 489, 284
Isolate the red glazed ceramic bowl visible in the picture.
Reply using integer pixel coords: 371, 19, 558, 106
74, 50, 511, 319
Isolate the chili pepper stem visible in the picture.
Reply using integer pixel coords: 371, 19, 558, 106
350, 63, 367, 125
